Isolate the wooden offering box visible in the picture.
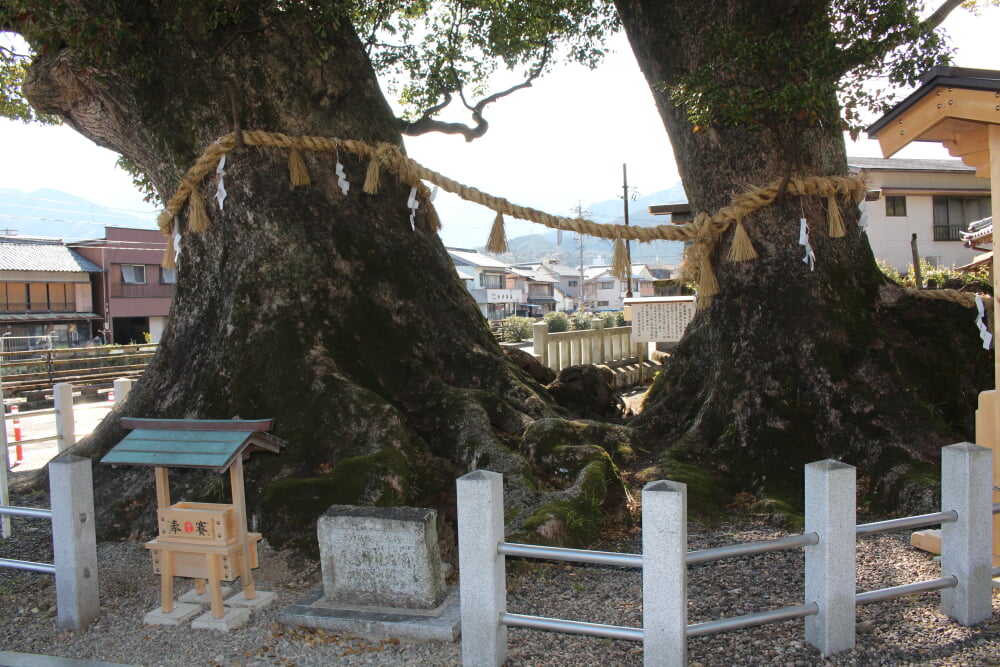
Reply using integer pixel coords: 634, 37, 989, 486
102, 418, 286, 619
158, 502, 239, 545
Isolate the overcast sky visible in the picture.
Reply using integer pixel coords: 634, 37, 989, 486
0, 4, 997, 248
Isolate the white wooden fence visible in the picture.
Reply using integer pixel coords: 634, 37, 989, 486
532, 321, 645, 373
457, 442, 995, 666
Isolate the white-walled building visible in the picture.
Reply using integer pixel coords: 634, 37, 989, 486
447, 248, 518, 320
848, 157, 991, 272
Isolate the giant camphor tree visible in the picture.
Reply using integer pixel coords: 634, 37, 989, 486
0, 0, 633, 550
2, 0, 993, 549
616, 0, 995, 510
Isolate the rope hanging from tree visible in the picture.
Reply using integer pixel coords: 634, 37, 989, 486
156, 130, 870, 305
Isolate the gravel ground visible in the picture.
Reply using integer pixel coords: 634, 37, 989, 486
2, 468, 1000, 666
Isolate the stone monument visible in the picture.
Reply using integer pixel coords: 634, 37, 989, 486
279, 505, 461, 641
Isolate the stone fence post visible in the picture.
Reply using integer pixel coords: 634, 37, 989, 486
940, 442, 993, 625
50, 455, 100, 631
457, 470, 507, 667
642, 480, 687, 665
53, 383, 75, 452
532, 322, 549, 369
804, 459, 856, 656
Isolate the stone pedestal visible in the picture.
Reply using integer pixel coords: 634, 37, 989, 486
280, 505, 460, 641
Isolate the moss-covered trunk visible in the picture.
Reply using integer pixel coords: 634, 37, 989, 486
18, 3, 622, 550
615, 0, 992, 511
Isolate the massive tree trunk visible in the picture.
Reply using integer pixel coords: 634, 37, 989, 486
19, 4, 623, 550
615, 0, 991, 510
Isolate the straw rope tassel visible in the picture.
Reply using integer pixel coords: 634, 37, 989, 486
288, 148, 311, 187
827, 195, 846, 238
162, 235, 177, 269
698, 249, 720, 298
486, 212, 508, 254
611, 237, 630, 282
363, 155, 382, 194
727, 220, 758, 262
187, 189, 210, 232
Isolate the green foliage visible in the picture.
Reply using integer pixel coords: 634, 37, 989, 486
877, 257, 992, 292
599, 310, 625, 327
499, 315, 533, 342
664, 0, 961, 140
116, 156, 161, 205
353, 0, 619, 119
876, 258, 904, 286
569, 310, 592, 330
544, 310, 570, 332
0, 34, 58, 124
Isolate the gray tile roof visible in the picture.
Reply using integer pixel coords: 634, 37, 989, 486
0, 237, 103, 273
847, 157, 975, 173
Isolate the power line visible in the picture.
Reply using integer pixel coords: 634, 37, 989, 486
0, 191, 158, 217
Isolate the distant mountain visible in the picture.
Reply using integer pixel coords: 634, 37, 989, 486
488, 183, 689, 266
0, 188, 158, 241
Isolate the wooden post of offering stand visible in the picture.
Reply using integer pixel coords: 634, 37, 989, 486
868, 67, 1000, 567
102, 418, 286, 625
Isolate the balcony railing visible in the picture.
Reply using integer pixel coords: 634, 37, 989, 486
110, 281, 176, 298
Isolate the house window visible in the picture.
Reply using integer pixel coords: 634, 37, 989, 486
480, 272, 505, 289
28, 283, 47, 311
3, 283, 26, 312
568, 280, 578, 287
121, 264, 147, 284
160, 268, 177, 284
597, 300, 610, 307
884, 196, 907, 217
47, 283, 75, 311
933, 196, 991, 241
598, 281, 615, 290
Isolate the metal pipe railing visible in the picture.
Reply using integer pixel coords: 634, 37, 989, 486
0, 557, 56, 574
855, 510, 957, 536
501, 612, 644, 642
0, 505, 53, 519
855, 577, 957, 605
686, 532, 818, 565
686, 603, 819, 639
499, 542, 642, 569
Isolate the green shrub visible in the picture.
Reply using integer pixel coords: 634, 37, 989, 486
544, 311, 570, 333
570, 310, 593, 331
877, 257, 991, 293
876, 258, 904, 286
599, 310, 626, 328
500, 316, 534, 342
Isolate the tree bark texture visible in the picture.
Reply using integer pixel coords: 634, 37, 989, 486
20, 3, 622, 550
615, 0, 991, 509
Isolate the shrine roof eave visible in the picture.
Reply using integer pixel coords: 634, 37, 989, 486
100, 418, 286, 473
867, 66, 1000, 138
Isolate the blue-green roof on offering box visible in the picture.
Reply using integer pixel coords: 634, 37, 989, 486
101, 418, 286, 472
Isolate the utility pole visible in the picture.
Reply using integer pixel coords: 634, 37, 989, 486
620, 164, 639, 298
571, 201, 589, 311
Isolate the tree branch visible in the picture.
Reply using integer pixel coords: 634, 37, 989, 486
923, 0, 965, 31
400, 44, 552, 141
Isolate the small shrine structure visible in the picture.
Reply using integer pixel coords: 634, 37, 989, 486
867, 66, 1000, 564
102, 418, 286, 627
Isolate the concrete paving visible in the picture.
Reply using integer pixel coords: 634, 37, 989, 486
5, 402, 112, 472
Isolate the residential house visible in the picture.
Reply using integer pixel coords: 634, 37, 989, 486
582, 265, 654, 311
507, 266, 558, 316
848, 157, 990, 272
0, 236, 104, 349
517, 258, 585, 311
71, 227, 174, 344
650, 159, 991, 274
447, 248, 518, 321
